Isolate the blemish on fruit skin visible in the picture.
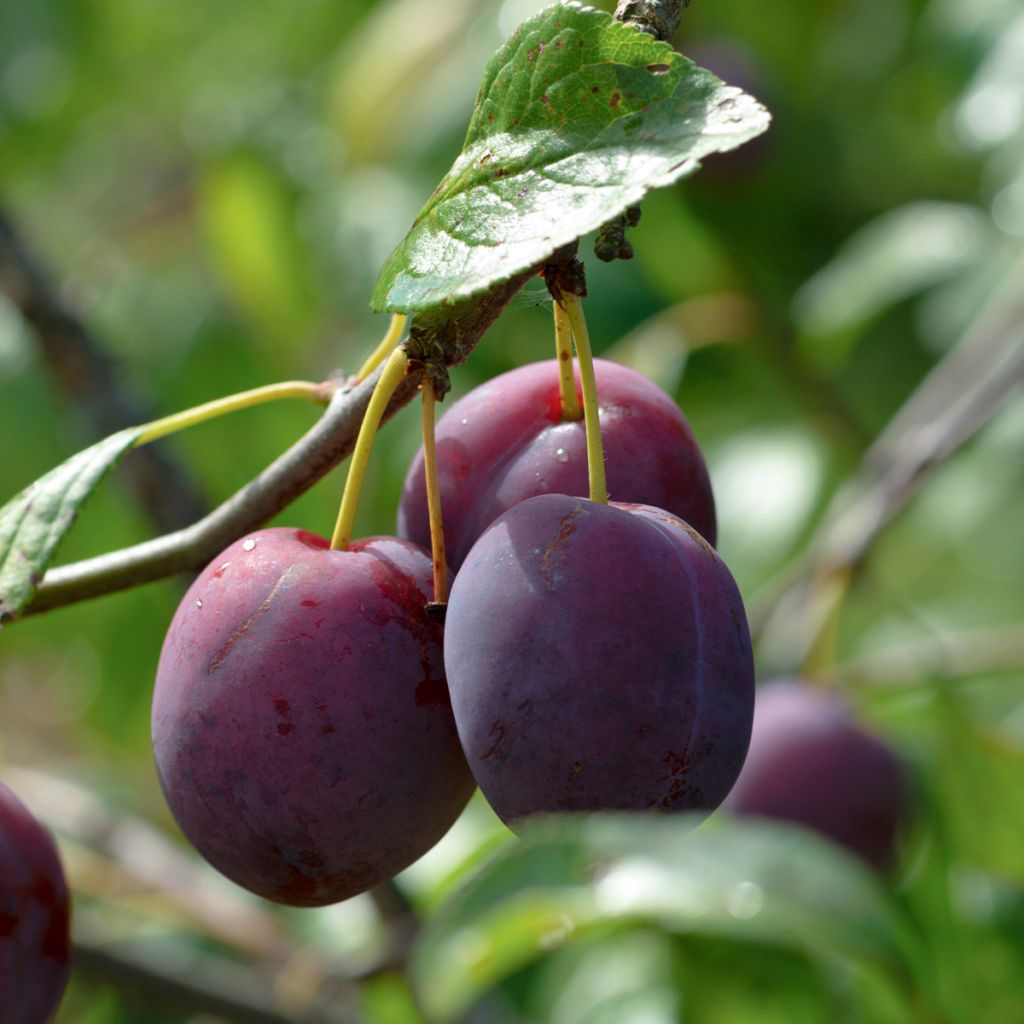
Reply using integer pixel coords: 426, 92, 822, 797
212, 562, 231, 579
538, 505, 585, 581
277, 723, 295, 736
300, 599, 319, 608
321, 724, 336, 735
295, 530, 329, 550
481, 721, 507, 760
571, 762, 583, 774
273, 699, 290, 717
207, 565, 302, 674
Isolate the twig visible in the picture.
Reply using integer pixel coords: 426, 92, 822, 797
73, 931, 360, 1024
22, 266, 540, 615
614, 0, 692, 39
0, 209, 207, 534
367, 881, 421, 976
835, 624, 1024, 689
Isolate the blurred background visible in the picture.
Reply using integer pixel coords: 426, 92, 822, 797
1, 0, 1022, 1020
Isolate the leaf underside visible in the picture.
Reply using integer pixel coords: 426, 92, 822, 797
412, 814, 912, 1022
372, 1, 770, 314
0, 429, 139, 623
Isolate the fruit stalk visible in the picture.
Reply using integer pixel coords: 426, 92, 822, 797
133, 380, 332, 447
357, 313, 408, 382
331, 347, 410, 550
421, 378, 448, 604
553, 300, 582, 421
560, 294, 607, 504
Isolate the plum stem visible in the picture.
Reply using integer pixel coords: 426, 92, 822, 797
356, 313, 408, 382
133, 381, 333, 447
331, 347, 410, 550
421, 379, 448, 604
561, 294, 607, 504
553, 300, 583, 421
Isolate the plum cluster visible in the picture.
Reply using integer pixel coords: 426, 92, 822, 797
152, 357, 756, 906
0, 783, 71, 1023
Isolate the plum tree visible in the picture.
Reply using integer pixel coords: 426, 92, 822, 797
398, 359, 716, 571
442, 493, 754, 825
152, 527, 475, 906
0, 783, 71, 1024
724, 680, 908, 870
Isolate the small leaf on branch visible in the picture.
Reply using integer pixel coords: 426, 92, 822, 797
372, 1, 770, 314
0, 429, 140, 623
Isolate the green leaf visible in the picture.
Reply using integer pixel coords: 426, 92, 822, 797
411, 814, 920, 1022
0, 429, 139, 623
534, 929, 680, 1024
371, 2, 770, 313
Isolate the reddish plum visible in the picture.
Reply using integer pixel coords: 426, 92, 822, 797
398, 359, 716, 570
725, 680, 908, 870
0, 783, 71, 1024
152, 528, 475, 906
443, 494, 753, 825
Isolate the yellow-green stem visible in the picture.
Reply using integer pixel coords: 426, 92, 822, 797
553, 300, 582, 421
421, 379, 448, 604
561, 294, 607, 504
356, 313, 408, 382
133, 381, 330, 447
330, 348, 410, 550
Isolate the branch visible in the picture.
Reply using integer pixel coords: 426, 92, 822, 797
614, 0, 691, 39
74, 932, 360, 1024
751, 286, 1024, 666
0, 209, 207, 534
24, 265, 540, 615
18, 0, 683, 619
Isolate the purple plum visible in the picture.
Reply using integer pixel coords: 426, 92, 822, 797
398, 359, 716, 571
0, 782, 71, 1024
152, 528, 475, 906
442, 494, 753, 825
725, 680, 908, 869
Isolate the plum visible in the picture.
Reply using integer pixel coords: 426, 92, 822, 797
152, 528, 475, 906
0, 783, 71, 1024
442, 494, 754, 825
398, 359, 716, 571
724, 680, 908, 870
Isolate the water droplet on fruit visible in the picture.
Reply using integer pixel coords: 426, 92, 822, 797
242, 539, 257, 551
727, 881, 764, 920
460, 417, 469, 426
194, 599, 203, 608
555, 447, 569, 463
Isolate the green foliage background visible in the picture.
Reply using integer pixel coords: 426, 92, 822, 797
0, 0, 1022, 1021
